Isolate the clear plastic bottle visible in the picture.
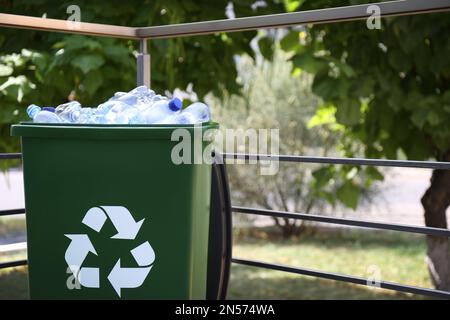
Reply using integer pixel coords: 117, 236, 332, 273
103, 101, 136, 124
96, 100, 116, 115
117, 85, 156, 109
42, 107, 56, 113
158, 112, 196, 125
183, 102, 210, 123
27, 104, 62, 123
77, 108, 96, 124
108, 91, 127, 101
55, 101, 82, 123
27, 104, 41, 119
140, 98, 182, 124
116, 92, 138, 106
25, 87, 211, 125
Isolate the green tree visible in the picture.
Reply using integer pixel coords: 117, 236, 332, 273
211, 50, 378, 238
0, 0, 284, 155
281, 0, 450, 290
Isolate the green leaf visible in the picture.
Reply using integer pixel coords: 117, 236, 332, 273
326, 57, 355, 78
352, 78, 375, 98
70, 54, 105, 74
280, 31, 300, 52
284, 0, 303, 12
103, 44, 131, 63
307, 104, 337, 128
410, 108, 428, 129
320, 191, 336, 205
312, 75, 336, 99
426, 111, 442, 126
258, 37, 274, 61
0, 104, 22, 124
365, 167, 384, 181
388, 49, 411, 72
336, 181, 360, 209
81, 70, 103, 95
312, 166, 334, 188
292, 54, 326, 74
61, 36, 102, 51
345, 167, 358, 180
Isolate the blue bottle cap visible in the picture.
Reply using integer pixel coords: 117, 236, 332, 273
168, 98, 182, 111
42, 107, 56, 113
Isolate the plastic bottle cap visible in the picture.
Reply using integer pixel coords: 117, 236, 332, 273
168, 98, 182, 111
42, 107, 56, 113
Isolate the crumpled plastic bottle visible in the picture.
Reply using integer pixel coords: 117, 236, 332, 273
26, 86, 211, 125
27, 104, 62, 123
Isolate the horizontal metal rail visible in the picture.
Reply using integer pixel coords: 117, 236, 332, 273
3, 152, 450, 169
223, 153, 450, 170
0, 13, 137, 39
0, 259, 27, 270
0, 153, 22, 160
137, 0, 450, 38
0, 209, 25, 217
233, 206, 450, 237
1, 1, 450, 39
232, 258, 450, 299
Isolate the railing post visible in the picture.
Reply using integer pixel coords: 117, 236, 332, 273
136, 39, 150, 87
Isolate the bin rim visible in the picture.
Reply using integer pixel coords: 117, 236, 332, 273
11, 121, 219, 140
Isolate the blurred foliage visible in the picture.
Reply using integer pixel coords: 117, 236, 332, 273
229, 229, 429, 299
2, 0, 446, 211
280, 0, 450, 162
0, 0, 285, 154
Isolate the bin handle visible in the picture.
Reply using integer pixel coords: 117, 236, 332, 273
206, 152, 232, 300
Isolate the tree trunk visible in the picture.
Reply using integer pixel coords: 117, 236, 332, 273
421, 150, 450, 291
272, 217, 300, 239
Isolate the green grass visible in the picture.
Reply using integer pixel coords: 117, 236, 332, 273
0, 228, 434, 299
227, 228, 431, 299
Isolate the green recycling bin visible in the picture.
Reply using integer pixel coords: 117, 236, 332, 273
11, 122, 218, 299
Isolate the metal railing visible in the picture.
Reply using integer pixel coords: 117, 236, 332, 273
1, 0, 450, 299
0, 152, 26, 271
2, 152, 450, 298
226, 153, 450, 299
1, 0, 450, 86
1, 0, 450, 39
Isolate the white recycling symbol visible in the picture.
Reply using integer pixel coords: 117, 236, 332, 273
64, 206, 155, 298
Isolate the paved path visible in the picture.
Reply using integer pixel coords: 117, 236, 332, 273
238, 167, 450, 228
0, 168, 24, 211
349, 167, 440, 226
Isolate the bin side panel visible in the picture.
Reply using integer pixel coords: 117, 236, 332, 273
22, 134, 211, 299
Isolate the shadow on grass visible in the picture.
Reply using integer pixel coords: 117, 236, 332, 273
227, 264, 424, 300
234, 228, 425, 251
